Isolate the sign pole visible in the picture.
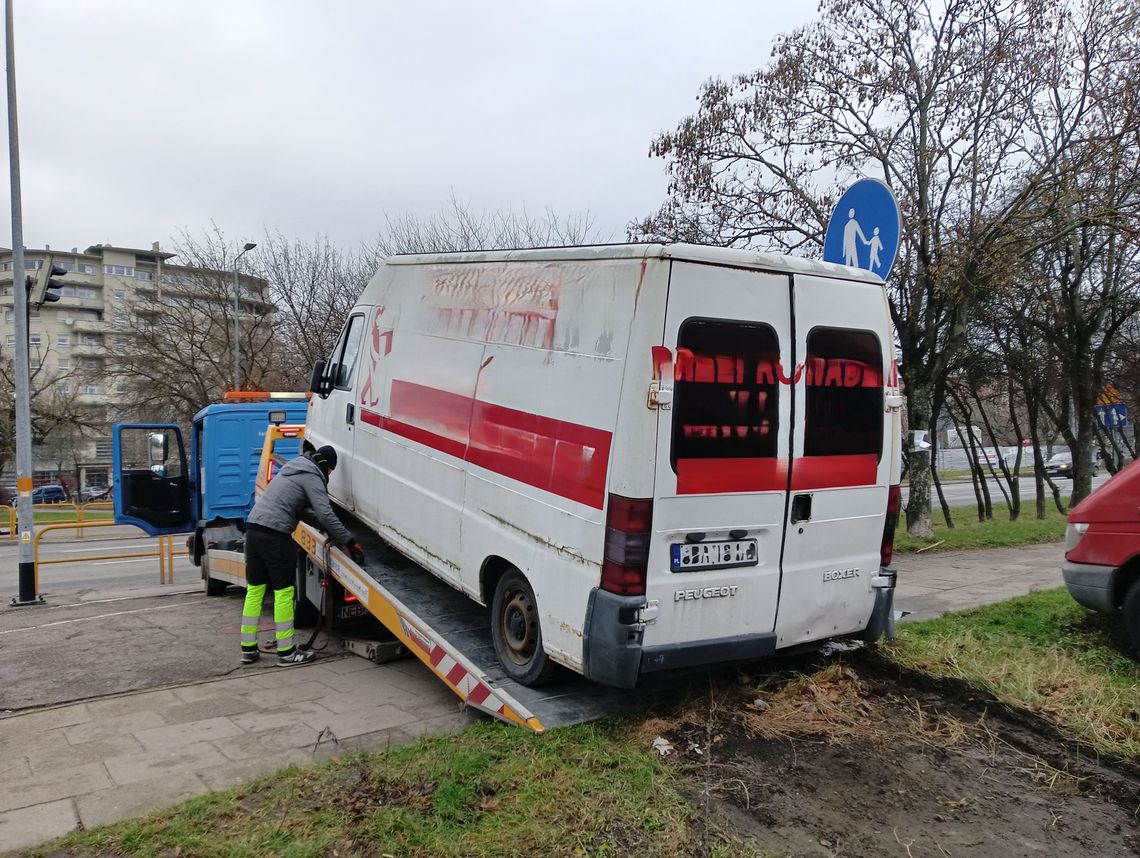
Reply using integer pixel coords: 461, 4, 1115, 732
6, 0, 40, 605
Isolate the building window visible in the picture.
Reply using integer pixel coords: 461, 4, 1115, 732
23, 260, 42, 270
102, 264, 135, 277
115, 336, 129, 348
82, 358, 99, 370
29, 334, 41, 347
59, 383, 71, 395
57, 358, 70, 370
78, 288, 97, 300
135, 270, 153, 281
28, 309, 39, 320
113, 289, 127, 301
57, 334, 70, 347
53, 260, 74, 272
5, 335, 14, 347
81, 335, 99, 346
78, 263, 96, 275
84, 384, 99, 395
60, 285, 76, 297
113, 313, 127, 325
3, 310, 10, 323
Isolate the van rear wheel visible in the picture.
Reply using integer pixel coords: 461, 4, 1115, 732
491, 569, 556, 686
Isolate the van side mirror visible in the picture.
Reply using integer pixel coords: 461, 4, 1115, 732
309, 360, 332, 398
147, 432, 169, 466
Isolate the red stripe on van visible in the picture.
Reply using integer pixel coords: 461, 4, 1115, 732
360, 381, 612, 509
676, 458, 787, 494
790, 454, 879, 490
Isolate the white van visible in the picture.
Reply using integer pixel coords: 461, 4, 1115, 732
307, 243, 902, 688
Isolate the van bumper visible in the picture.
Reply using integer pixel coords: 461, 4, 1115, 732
1061, 561, 1116, 614
581, 588, 777, 689
861, 566, 897, 642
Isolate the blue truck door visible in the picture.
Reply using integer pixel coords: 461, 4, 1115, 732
113, 424, 195, 536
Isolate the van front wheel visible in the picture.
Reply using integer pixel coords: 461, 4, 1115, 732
1122, 580, 1140, 658
491, 569, 556, 686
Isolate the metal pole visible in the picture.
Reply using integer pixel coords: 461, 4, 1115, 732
6, 0, 40, 604
231, 243, 254, 391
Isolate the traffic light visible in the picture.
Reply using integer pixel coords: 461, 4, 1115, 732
29, 256, 67, 306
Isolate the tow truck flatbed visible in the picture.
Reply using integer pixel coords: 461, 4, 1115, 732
299, 511, 665, 732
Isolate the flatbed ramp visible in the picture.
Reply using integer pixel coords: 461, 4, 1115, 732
296, 518, 664, 733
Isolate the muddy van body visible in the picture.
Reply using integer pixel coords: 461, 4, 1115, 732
307, 243, 902, 687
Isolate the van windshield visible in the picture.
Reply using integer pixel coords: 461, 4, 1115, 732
671, 318, 780, 468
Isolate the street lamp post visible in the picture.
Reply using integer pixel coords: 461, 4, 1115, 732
232, 241, 256, 391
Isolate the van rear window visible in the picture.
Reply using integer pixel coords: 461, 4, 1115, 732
804, 328, 883, 457
671, 319, 780, 469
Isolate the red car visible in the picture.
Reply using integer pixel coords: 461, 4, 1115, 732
1062, 457, 1140, 652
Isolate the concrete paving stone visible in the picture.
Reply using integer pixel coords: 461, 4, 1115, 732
246, 662, 332, 688
229, 700, 335, 734
240, 680, 339, 709
85, 688, 181, 717
0, 727, 71, 761
64, 709, 167, 744
158, 695, 261, 726
212, 722, 323, 762
311, 685, 419, 715
301, 703, 419, 740
103, 741, 229, 786
195, 749, 313, 792
387, 710, 480, 743
172, 675, 267, 702
133, 715, 244, 753
318, 655, 384, 676
0, 762, 112, 813
0, 703, 91, 738
0, 756, 32, 781
0, 798, 79, 853
76, 770, 207, 829
28, 734, 143, 775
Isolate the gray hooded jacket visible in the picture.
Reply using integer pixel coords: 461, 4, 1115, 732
247, 454, 353, 545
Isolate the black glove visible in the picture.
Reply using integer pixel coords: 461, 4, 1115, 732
346, 542, 365, 565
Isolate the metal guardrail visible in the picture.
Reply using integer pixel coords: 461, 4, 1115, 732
32, 521, 189, 591
4, 501, 116, 542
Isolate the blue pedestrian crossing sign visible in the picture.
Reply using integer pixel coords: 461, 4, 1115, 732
823, 178, 902, 280
1096, 403, 1128, 429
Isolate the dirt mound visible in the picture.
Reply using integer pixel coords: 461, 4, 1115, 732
644, 661, 1140, 857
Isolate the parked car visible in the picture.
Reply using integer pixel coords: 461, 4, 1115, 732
30, 485, 67, 504
1046, 450, 1099, 479
79, 486, 111, 502
1062, 458, 1140, 654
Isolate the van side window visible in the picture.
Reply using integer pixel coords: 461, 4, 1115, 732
671, 318, 780, 470
803, 328, 883, 458
331, 314, 365, 390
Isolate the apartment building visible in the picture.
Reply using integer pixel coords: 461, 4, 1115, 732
0, 242, 269, 493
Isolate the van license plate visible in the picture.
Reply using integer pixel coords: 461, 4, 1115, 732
671, 539, 758, 572
336, 603, 369, 622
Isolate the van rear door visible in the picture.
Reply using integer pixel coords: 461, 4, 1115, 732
775, 275, 891, 647
642, 261, 793, 657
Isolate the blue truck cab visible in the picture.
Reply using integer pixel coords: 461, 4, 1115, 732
113, 396, 309, 587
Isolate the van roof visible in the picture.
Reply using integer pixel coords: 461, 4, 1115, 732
384, 243, 884, 285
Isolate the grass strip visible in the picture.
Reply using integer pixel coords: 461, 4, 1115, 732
896, 503, 1068, 553
32, 721, 742, 858
884, 588, 1140, 759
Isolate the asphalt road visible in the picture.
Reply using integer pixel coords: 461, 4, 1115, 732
903, 473, 1112, 508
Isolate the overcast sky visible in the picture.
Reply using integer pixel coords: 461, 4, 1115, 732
2, 1, 817, 254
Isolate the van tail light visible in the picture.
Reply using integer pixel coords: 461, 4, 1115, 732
600, 494, 653, 597
880, 484, 901, 567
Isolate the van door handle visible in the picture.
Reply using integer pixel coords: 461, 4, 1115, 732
790, 493, 812, 524
345, 403, 355, 425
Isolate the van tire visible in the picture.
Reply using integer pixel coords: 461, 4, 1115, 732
201, 553, 227, 596
1122, 580, 1140, 657
491, 569, 556, 686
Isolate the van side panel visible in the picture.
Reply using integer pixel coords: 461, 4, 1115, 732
456, 258, 651, 668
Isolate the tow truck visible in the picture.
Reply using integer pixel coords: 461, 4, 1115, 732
114, 407, 646, 732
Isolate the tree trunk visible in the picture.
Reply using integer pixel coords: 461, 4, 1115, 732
1026, 391, 1047, 520
904, 380, 935, 539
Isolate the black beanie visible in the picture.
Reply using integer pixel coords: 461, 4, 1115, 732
312, 445, 338, 472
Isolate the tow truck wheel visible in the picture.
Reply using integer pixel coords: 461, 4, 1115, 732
491, 569, 556, 686
201, 552, 227, 596
1122, 580, 1140, 657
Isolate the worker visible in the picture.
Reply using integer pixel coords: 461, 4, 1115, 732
240, 445, 363, 666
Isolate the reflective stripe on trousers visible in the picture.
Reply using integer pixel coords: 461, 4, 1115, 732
239, 584, 296, 653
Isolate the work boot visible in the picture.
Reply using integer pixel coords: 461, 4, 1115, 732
277, 647, 315, 667
241, 649, 260, 665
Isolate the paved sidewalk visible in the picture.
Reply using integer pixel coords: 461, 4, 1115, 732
0, 653, 473, 853
0, 542, 1068, 853
894, 542, 1064, 621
